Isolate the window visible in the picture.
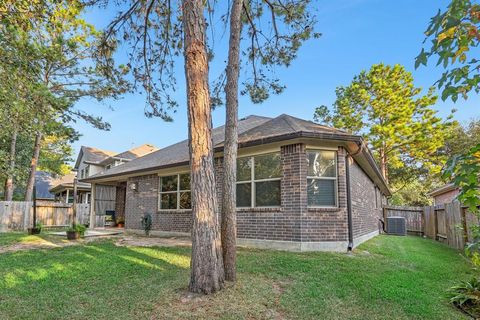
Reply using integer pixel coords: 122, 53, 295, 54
159, 173, 191, 210
80, 169, 84, 179
84, 165, 90, 177
236, 153, 281, 207
307, 150, 337, 207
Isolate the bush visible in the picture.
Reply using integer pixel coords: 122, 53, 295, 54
35, 222, 42, 233
449, 277, 480, 317
67, 224, 87, 236
141, 213, 152, 236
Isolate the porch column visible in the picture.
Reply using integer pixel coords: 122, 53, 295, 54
89, 183, 96, 229
66, 189, 69, 204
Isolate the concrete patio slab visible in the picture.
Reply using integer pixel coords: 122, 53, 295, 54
49, 229, 124, 237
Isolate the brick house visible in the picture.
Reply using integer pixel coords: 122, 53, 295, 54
83, 114, 390, 252
429, 183, 460, 205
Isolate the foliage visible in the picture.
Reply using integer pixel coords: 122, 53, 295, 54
389, 178, 437, 206
448, 277, 480, 317
96, 0, 319, 119
416, 0, 480, 102
141, 213, 152, 236
418, 0, 480, 213
35, 222, 43, 233
314, 63, 453, 188
443, 144, 480, 212
444, 119, 480, 157
67, 223, 86, 236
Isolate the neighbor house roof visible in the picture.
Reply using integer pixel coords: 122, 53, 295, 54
429, 183, 458, 197
49, 173, 91, 193
97, 144, 159, 166
83, 114, 391, 195
74, 146, 117, 168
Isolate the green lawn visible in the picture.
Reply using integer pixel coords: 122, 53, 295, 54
0, 234, 474, 319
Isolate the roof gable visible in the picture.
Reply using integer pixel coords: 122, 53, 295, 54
74, 146, 117, 168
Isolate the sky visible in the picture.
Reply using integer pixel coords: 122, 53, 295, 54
72, 0, 480, 158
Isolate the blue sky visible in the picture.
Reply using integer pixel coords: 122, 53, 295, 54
72, 0, 479, 158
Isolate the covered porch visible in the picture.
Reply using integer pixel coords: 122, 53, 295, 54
88, 181, 127, 229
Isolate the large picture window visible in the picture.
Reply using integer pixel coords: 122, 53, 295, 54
307, 150, 337, 207
236, 153, 281, 207
159, 173, 191, 210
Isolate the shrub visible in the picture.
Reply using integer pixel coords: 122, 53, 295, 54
449, 277, 480, 317
67, 224, 87, 236
141, 213, 152, 236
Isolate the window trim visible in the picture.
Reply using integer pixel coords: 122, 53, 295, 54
306, 149, 338, 208
236, 153, 282, 209
158, 173, 191, 211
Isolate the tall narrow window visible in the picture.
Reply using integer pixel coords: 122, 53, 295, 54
159, 173, 191, 210
236, 153, 281, 207
307, 150, 337, 207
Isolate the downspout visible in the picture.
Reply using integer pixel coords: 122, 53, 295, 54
345, 153, 354, 252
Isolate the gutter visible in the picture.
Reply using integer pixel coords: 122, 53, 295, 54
345, 153, 354, 251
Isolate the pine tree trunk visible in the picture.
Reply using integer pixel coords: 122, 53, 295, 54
183, 0, 224, 294
221, 0, 243, 283
4, 127, 18, 201
25, 132, 42, 201
379, 147, 388, 184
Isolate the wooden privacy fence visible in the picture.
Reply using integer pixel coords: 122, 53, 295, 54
384, 201, 477, 250
383, 205, 423, 235
0, 201, 90, 232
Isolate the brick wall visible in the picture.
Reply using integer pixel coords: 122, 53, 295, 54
349, 159, 382, 238
434, 189, 460, 205
122, 143, 380, 244
115, 182, 126, 222
125, 174, 192, 232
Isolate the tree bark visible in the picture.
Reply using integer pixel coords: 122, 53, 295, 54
25, 132, 42, 201
183, 0, 224, 294
221, 0, 243, 282
4, 127, 18, 201
379, 147, 388, 184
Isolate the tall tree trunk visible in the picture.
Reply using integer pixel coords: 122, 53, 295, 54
183, 0, 224, 294
4, 127, 18, 201
221, 0, 243, 282
379, 147, 388, 184
25, 132, 42, 201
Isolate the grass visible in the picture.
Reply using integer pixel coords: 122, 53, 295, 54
0, 233, 475, 319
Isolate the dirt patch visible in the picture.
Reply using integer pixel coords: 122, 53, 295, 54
0, 234, 120, 254
115, 235, 191, 248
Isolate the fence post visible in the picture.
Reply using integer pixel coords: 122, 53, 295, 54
461, 206, 468, 245
434, 207, 438, 241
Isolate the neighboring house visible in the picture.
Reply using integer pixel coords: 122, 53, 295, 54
50, 144, 158, 207
49, 173, 92, 204
429, 183, 460, 205
84, 114, 390, 252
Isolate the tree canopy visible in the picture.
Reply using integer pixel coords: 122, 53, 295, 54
314, 63, 453, 189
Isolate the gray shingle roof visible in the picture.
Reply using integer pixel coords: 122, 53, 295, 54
83, 113, 390, 196
84, 115, 271, 180
76, 146, 117, 168
235, 114, 348, 145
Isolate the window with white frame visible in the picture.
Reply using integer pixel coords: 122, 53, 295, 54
84, 165, 90, 177
307, 150, 337, 207
159, 173, 191, 210
236, 153, 281, 207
